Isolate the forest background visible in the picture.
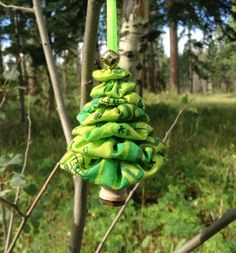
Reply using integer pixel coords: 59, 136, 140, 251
1, 0, 236, 253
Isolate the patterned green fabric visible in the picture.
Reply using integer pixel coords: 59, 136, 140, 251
60, 67, 167, 190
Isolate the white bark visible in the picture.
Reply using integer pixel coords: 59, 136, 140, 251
119, 0, 149, 89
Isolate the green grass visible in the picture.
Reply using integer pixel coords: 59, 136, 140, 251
1, 93, 236, 253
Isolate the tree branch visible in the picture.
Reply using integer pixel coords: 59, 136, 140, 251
0, 198, 26, 218
1, 196, 7, 240
173, 209, 236, 253
32, 0, 72, 144
163, 97, 195, 143
4, 97, 32, 253
95, 99, 192, 253
0, 1, 34, 13
69, 1, 102, 253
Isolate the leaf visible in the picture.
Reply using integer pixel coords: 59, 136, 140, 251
141, 235, 152, 249
0, 153, 23, 169
10, 173, 26, 188
24, 184, 38, 196
0, 189, 11, 197
0, 110, 6, 120
9, 154, 23, 165
180, 95, 189, 105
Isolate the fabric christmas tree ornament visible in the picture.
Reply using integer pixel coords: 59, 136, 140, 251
60, 51, 167, 191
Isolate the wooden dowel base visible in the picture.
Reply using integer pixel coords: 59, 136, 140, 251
99, 186, 127, 206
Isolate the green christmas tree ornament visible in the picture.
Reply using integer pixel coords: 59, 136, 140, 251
60, 0, 167, 206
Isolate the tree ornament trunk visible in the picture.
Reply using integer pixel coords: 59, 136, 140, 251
168, 0, 179, 94
119, 0, 149, 94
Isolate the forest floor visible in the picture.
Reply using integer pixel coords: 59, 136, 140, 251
1, 93, 236, 253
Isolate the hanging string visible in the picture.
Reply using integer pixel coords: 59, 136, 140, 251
106, 0, 118, 53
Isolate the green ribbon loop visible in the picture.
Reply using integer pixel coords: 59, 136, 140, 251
107, 0, 118, 53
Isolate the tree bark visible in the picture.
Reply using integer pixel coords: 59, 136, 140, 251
80, 1, 102, 109
119, 0, 149, 95
14, 13, 25, 122
168, 0, 179, 93
187, 29, 194, 93
0, 40, 4, 77
69, 1, 102, 253
45, 69, 54, 109
33, 0, 72, 144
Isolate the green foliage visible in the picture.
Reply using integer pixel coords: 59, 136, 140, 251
1, 94, 236, 253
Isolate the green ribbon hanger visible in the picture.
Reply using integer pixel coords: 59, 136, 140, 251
106, 0, 118, 53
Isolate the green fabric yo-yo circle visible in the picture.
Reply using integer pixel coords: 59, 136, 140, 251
60, 67, 167, 190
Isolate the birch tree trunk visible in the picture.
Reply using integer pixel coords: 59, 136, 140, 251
119, 0, 149, 94
168, 0, 179, 93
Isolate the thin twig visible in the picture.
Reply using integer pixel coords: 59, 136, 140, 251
6, 162, 60, 253
162, 107, 184, 143
95, 98, 193, 253
4, 97, 31, 253
163, 97, 195, 143
0, 1, 34, 13
0, 198, 26, 218
173, 209, 236, 253
0, 179, 7, 240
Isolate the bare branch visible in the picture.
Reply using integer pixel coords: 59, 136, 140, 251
163, 97, 196, 143
0, 1, 34, 13
33, 0, 72, 144
69, 1, 102, 253
162, 107, 184, 143
1, 197, 7, 240
4, 97, 32, 253
0, 198, 26, 218
95, 97, 194, 253
173, 209, 236, 253
6, 162, 60, 253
